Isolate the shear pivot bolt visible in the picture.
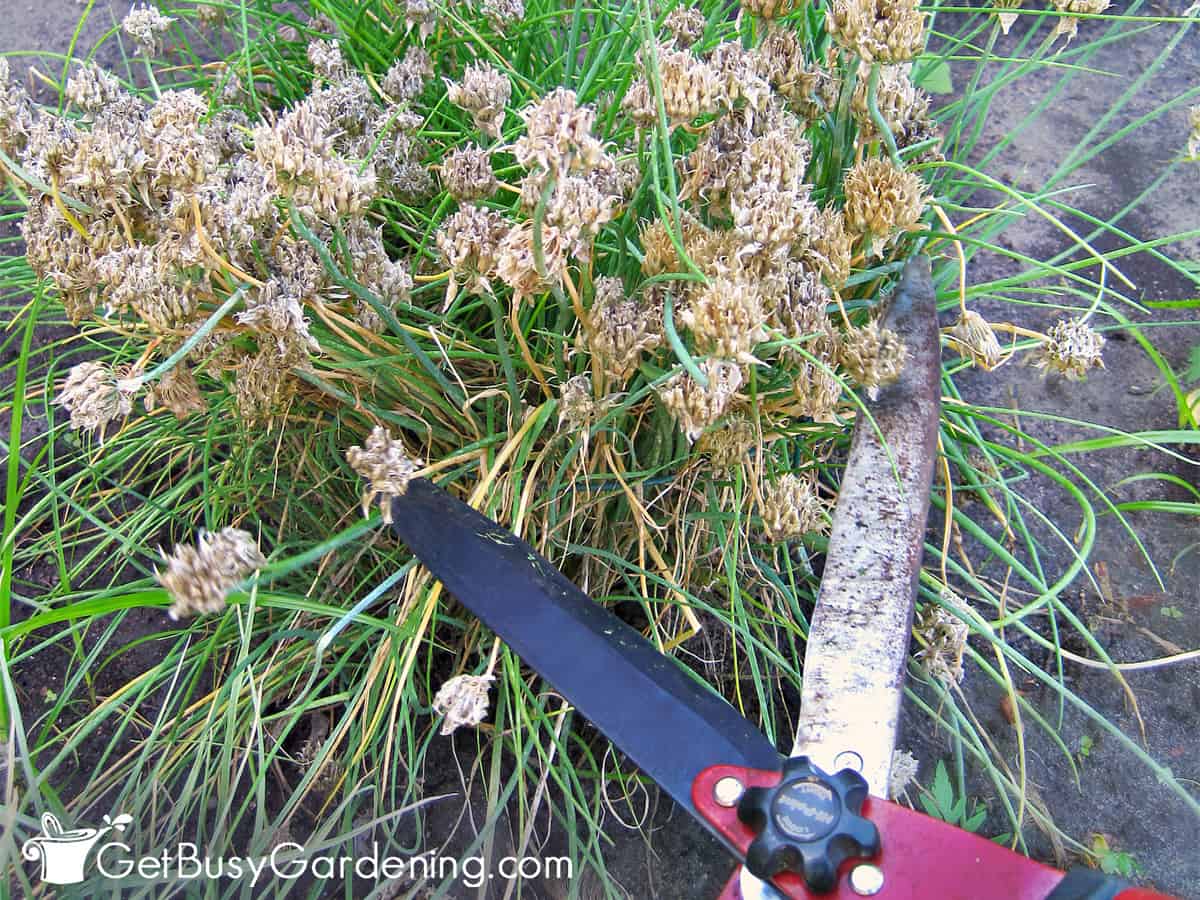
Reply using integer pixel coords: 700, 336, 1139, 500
713, 777, 745, 808
849, 863, 884, 895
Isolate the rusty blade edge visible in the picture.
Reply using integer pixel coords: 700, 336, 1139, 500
789, 254, 942, 797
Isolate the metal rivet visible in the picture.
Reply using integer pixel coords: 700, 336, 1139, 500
713, 776, 745, 808
849, 863, 884, 896
834, 750, 864, 772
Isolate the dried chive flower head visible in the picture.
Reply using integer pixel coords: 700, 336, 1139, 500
586, 276, 663, 382
850, 63, 931, 146
122, 4, 176, 56
760, 472, 830, 542
404, 0, 439, 41
948, 309, 1003, 370
446, 62, 511, 139
679, 275, 769, 362
695, 414, 756, 468
840, 320, 907, 399
842, 157, 926, 257
827, 0, 926, 64
157, 527, 266, 620
307, 39, 347, 81
658, 359, 744, 443
991, 0, 1023, 35
622, 79, 657, 129
654, 45, 721, 127
741, 0, 800, 19
665, 7, 707, 46
65, 63, 123, 116
436, 203, 509, 296
915, 599, 969, 685
806, 207, 854, 288
514, 88, 606, 176
383, 47, 434, 103
482, 0, 525, 30
558, 374, 598, 431
346, 426, 425, 524
1031, 317, 1106, 380
144, 365, 206, 419
496, 221, 567, 299
0, 58, 35, 155
888, 749, 920, 799
441, 144, 498, 200
55, 361, 138, 439
1049, 0, 1111, 43
433, 673, 494, 735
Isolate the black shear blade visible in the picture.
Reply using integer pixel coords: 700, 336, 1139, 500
389, 480, 781, 841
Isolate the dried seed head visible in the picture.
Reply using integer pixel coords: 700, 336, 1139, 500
0, 58, 35, 155
157, 527, 266, 620
436, 203, 509, 296
695, 414, 756, 468
665, 7, 707, 46
888, 750, 920, 799
639, 217, 683, 277
558, 374, 597, 431
65, 63, 124, 116
404, 0, 439, 41
842, 156, 926, 257
741, 0, 800, 19
433, 673, 494, 735
826, 0, 927, 64
840, 320, 907, 399
658, 359, 744, 443
653, 45, 722, 126
915, 599, 969, 684
679, 275, 769, 362
122, 4, 176, 56
587, 276, 663, 382
307, 39, 348, 81
236, 279, 320, 357
753, 25, 825, 118
55, 361, 138, 439
346, 426, 425, 524
1189, 105, 1200, 158
792, 360, 843, 422
231, 345, 305, 427
446, 63, 511, 140
850, 63, 933, 148
991, 0, 1023, 35
1031, 317, 1105, 380
382, 47, 434, 103
482, 0, 525, 30
441, 144, 498, 201
144, 365, 206, 419
621, 79, 657, 129
708, 42, 772, 115
495, 220, 567, 299
1049, 0, 1110, 43
514, 88, 606, 176
760, 472, 830, 541
539, 174, 620, 261
731, 183, 817, 257
197, 3, 227, 28
948, 309, 1003, 370
806, 206, 854, 288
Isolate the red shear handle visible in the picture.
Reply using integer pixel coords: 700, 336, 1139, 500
694, 765, 1177, 900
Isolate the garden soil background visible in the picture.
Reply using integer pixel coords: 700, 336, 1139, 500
2, 3, 1198, 898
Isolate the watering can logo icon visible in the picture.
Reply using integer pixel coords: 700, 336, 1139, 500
20, 811, 133, 885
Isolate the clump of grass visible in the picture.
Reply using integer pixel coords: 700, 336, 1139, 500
1, 0, 1198, 895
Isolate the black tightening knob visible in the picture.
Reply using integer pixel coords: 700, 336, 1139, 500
736, 756, 880, 893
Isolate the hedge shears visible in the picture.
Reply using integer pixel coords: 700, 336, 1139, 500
387, 257, 1174, 900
